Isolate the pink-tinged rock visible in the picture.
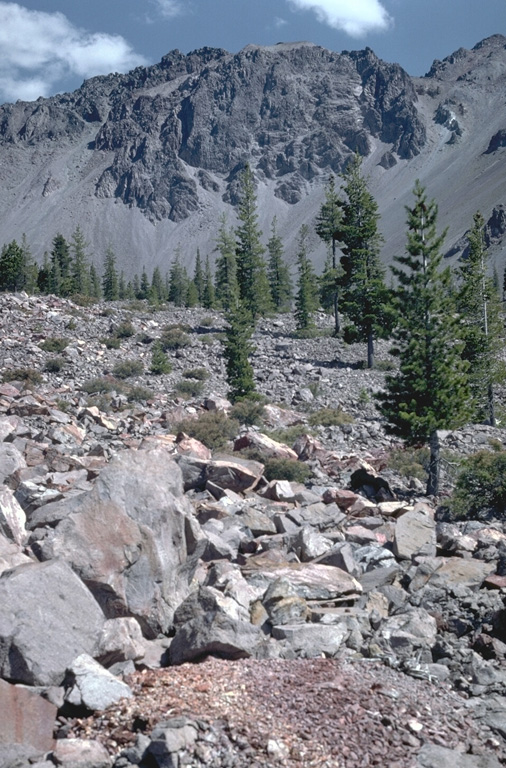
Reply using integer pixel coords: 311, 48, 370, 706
0, 383, 20, 398
0, 679, 56, 752
476, 528, 506, 547
206, 457, 264, 494
262, 404, 304, 428
0, 532, 31, 576
176, 433, 212, 460
393, 509, 436, 560
53, 738, 112, 768
0, 487, 26, 546
262, 480, 296, 502
7, 396, 50, 417
323, 488, 359, 509
348, 497, 378, 516
234, 431, 297, 461
0, 415, 20, 442
243, 560, 362, 601
345, 525, 387, 546
56, 423, 86, 445
292, 434, 325, 461
204, 395, 232, 412
484, 574, 506, 590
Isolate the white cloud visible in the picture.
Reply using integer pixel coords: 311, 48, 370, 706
154, 0, 182, 18
274, 17, 289, 28
287, 0, 392, 37
0, 2, 148, 103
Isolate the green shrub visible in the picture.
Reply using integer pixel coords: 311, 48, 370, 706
39, 337, 68, 353
150, 341, 172, 375
198, 334, 219, 346
127, 385, 154, 403
175, 411, 239, 450
387, 446, 430, 481
44, 357, 66, 373
308, 407, 354, 427
264, 458, 311, 483
230, 398, 266, 426
71, 294, 99, 307
174, 379, 204, 398
160, 326, 191, 350
450, 449, 506, 519
115, 321, 135, 338
100, 336, 121, 349
292, 327, 329, 339
182, 367, 209, 381
81, 377, 120, 394
2, 368, 42, 386
375, 359, 396, 372
112, 359, 144, 379
266, 424, 312, 445
66, 318, 77, 331
200, 316, 214, 327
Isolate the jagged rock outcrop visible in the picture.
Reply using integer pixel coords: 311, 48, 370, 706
0, 36, 505, 273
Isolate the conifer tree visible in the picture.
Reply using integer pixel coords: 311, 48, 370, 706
339, 154, 390, 368
168, 250, 188, 306
20, 234, 38, 293
295, 225, 319, 331
139, 267, 150, 300
37, 252, 51, 294
316, 175, 344, 334
132, 273, 140, 299
89, 264, 101, 299
150, 339, 172, 374
223, 300, 256, 402
0, 240, 25, 291
193, 249, 205, 304
215, 214, 239, 310
102, 247, 119, 301
377, 181, 472, 496
50, 234, 71, 296
267, 217, 292, 312
202, 256, 216, 309
118, 272, 126, 300
235, 164, 272, 317
70, 226, 90, 295
150, 267, 166, 304
185, 280, 199, 307
457, 212, 504, 425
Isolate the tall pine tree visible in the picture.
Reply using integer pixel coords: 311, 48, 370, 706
377, 181, 471, 495
223, 300, 256, 402
316, 175, 344, 334
102, 247, 119, 301
267, 217, 292, 312
235, 165, 272, 318
70, 226, 90, 295
338, 154, 390, 368
457, 212, 504, 425
295, 225, 319, 331
215, 214, 239, 310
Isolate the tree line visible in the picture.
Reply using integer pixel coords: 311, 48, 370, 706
1, 160, 504, 496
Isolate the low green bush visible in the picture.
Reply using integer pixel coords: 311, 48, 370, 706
182, 367, 209, 381
115, 321, 135, 338
2, 368, 42, 386
150, 341, 172, 374
264, 458, 311, 483
308, 407, 354, 427
175, 410, 239, 450
127, 385, 154, 403
387, 446, 430, 481
160, 326, 191, 350
39, 337, 69, 353
266, 424, 312, 445
81, 377, 120, 394
229, 398, 266, 426
112, 359, 144, 379
174, 379, 204, 398
44, 357, 66, 373
100, 336, 121, 349
450, 449, 506, 519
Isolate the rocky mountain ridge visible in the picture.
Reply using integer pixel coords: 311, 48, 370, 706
0, 35, 505, 276
2, 291, 506, 766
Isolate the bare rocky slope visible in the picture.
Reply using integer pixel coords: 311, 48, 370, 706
2, 291, 506, 767
0, 35, 505, 276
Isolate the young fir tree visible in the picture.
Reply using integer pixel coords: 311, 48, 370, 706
316, 175, 344, 334
150, 339, 172, 374
223, 300, 256, 402
202, 256, 216, 309
338, 154, 390, 368
102, 247, 119, 301
377, 181, 472, 496
139, 267, 150, 300
456, 212, 504, 425
168, 250, 188, 306
294, 225, 319, 331
118, 272, 126, 300
50, 234, 71, 296
70, 226, 90, 295
20, 234, 38, 293
37, 252, 51, 294
0, 240, 25, 291
150, 267, 166, 304
267, 217, 292, 312
89, 264, 101, 299
185, 280, 199, 307
215, 214, 239, 310
235, 164, 272, 318
193, 249, 205, 305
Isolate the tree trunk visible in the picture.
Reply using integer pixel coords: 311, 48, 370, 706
488, 381, 495, 427
426, 430, 441, 496
332, 237, 340, 335
367, 330, 374, 369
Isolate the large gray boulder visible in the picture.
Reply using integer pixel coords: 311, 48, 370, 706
64, 654, 133, 711
0, 559, 105, 686
169, 611, 266, 665
37, 447, 202, 637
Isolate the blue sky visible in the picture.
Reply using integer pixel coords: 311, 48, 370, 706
0, 0, 505, 104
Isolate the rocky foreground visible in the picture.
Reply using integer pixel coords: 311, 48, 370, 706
1, 292, 506, 768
